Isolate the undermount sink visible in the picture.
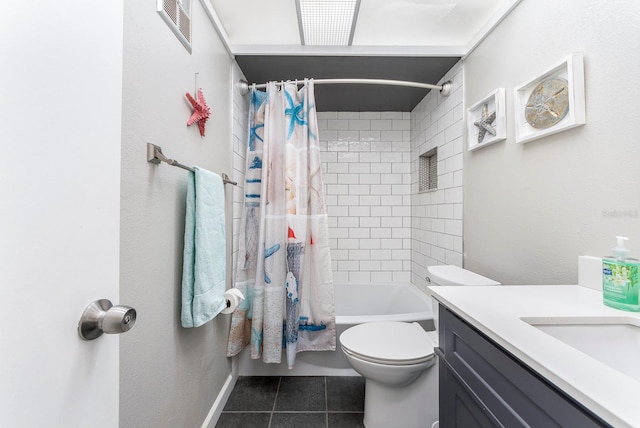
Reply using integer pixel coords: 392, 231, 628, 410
521, 316, 640, 383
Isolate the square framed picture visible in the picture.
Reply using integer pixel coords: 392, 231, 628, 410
467, 88, 506, 151
514, 52, 585, 144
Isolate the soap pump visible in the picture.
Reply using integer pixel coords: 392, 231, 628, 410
612, 236, 630, 260
603, 236, 640, 311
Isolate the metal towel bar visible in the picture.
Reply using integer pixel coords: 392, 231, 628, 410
146, 143, 237, 186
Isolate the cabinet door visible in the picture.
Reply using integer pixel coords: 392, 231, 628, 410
438, 350, 498, 428
439, 306, 609, 428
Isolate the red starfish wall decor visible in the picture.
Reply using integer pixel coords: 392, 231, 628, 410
186, 88, 211, 137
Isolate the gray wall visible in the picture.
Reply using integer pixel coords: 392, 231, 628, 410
120, 1, 234, 427
464, 0, 640, 284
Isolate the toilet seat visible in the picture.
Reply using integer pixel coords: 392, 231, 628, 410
340, 322, 435, 366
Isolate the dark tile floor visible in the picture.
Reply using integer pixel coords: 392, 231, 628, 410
216, 376, 366, 428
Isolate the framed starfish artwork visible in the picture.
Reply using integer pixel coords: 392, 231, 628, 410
514, 52, 585, 144
467, 88, 506, 151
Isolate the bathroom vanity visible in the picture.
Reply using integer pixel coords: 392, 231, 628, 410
437, 304, 605, 427
429, 285, 640, 428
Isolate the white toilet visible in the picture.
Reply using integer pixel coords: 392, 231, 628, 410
339, 265, 500, 428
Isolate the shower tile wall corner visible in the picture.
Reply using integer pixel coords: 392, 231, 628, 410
231, 64, 249, 285
411, 61, 464, 292
319, 112, 412, 284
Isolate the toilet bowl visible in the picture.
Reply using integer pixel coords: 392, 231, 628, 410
340, 265, 500, 428
340, 321, 438, 428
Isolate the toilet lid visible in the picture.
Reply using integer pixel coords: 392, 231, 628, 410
340, 322, 435, 365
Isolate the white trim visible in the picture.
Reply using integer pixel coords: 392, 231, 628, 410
198, 0, 234, 58
200, 374, 237, 428
348, 0, 361, 46
294, 0, 304, 45
463, 0, 523, 58
230, 44, 466, 57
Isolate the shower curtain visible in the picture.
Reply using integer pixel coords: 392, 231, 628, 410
226, 80, 335, 368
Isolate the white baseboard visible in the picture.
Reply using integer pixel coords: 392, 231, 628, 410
201, 374, 237, 428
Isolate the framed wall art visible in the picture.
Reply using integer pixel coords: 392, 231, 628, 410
514, 52, 585, 144
467, 88, 506, 151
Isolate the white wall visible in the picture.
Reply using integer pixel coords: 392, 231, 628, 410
119, 1, 235, 427
319, 112, 413, 283
464, 0, 640, 284
411, 63, 465, 291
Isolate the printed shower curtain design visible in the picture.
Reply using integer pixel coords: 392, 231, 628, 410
226, 80, 335, 368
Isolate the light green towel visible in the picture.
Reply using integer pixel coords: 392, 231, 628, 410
181, 167, 226, 328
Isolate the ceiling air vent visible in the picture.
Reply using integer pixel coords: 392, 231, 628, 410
157, 0, 192, 53
296, 0, 361, 46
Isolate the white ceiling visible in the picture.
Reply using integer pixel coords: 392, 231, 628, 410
205, 0, 521, 111
210, 0, 511, 50
354, 0, 504, 46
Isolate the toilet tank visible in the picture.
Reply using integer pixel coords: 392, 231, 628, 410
426, 265, 500, 342
426, 265, 501, 287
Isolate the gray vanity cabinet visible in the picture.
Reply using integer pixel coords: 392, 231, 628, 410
436, 305, 610, 428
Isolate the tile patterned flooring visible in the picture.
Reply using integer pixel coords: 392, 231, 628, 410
216, 376, 366, 428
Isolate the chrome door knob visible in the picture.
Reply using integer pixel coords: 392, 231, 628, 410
78, 299, 137, 340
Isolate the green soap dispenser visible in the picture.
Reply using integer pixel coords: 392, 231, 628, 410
603, 236, 640, 311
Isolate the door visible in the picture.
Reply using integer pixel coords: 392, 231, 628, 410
1, 2, 123, 427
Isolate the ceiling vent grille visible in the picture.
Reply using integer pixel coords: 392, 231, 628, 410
157, 0, 192, 53
296, 0, 361, 46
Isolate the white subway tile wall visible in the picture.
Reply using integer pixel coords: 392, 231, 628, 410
319, 111, 412, 284
411, 61, 464, 292
231, 62, 464, 291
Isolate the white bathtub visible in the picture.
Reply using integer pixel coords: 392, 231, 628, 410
234, 282, 434, 376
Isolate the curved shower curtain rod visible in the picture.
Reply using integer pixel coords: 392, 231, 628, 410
236, 78, 453, 97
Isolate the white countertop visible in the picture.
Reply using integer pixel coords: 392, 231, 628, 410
427, 284, 640, 428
